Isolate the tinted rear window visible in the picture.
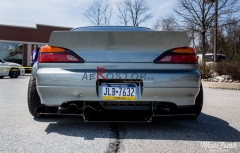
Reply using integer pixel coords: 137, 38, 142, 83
72, 26, 152, 31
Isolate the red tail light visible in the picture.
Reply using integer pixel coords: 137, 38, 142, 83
154, 47, 197, 64
38, 46, 84, 63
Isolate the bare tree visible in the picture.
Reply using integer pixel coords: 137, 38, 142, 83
185, 21, 199, 48
173, 0, 240, 64
83, 0, 113, 26
117, 1, 129, 25
152, 18, 161, 31
219, 17, 240, 58
152, 15, 198, 47
152, 15, 181, 31
117, 0, 153, 26
103, 1, 113, 25
83, 0, 102, 25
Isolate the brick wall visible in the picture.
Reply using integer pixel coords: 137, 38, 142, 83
0, 24, 72, 43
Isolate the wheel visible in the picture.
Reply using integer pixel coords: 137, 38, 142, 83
9, 68, 20, 78
28, 76, 41, 117
193, 83, 203, 118
0, 76, 4, 79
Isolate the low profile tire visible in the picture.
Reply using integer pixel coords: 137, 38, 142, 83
9, 68, 20, 78
193, 83, 203, 118
28, 76, 41, 117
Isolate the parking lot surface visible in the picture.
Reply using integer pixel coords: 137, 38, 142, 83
0, 76, 239, 153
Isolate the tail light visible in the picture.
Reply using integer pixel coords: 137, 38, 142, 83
38, 46, 84, 63
154, 47, 197, 64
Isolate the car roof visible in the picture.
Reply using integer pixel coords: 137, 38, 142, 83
71, 26, 153, 31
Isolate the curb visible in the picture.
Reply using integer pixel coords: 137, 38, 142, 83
202, 81, 240, 90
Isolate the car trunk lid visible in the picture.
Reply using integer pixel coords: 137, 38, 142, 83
48, 31, 189, 63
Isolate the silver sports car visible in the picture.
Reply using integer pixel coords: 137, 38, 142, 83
28, 26, 203, 122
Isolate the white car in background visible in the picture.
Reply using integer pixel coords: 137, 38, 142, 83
0, 58, 25, 78
197, 53, 227, 65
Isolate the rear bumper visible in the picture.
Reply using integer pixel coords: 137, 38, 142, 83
36, 68, 200, 106
37, 86, 199, 106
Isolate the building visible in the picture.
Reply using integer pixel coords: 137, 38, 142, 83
0, 24, 72, 67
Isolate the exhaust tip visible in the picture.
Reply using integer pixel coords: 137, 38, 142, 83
68, 103, 78, 114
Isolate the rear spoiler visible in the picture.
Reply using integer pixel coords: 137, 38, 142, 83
48, 31, 189, 51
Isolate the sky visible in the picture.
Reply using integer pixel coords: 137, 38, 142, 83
0, 0, 176, 29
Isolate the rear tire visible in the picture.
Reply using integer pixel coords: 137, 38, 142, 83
9, 68, 20, 78
193, 84, 203, 118
28, 76, 41, 117
0, 76, 4, 79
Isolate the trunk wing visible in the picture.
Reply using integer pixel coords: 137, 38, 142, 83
48, 31, 189, 51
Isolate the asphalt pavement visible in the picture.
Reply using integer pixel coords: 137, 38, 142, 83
0, 76, 239, 153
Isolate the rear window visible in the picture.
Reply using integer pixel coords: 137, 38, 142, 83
217, 55, 226, 62
71, 26, 152, 31
205, 55, 214, 62
205, 54, 226, 62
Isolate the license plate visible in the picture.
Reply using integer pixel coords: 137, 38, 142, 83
102, 84, 136, 100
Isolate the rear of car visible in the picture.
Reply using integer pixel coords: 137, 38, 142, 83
28, 26, 202, 122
